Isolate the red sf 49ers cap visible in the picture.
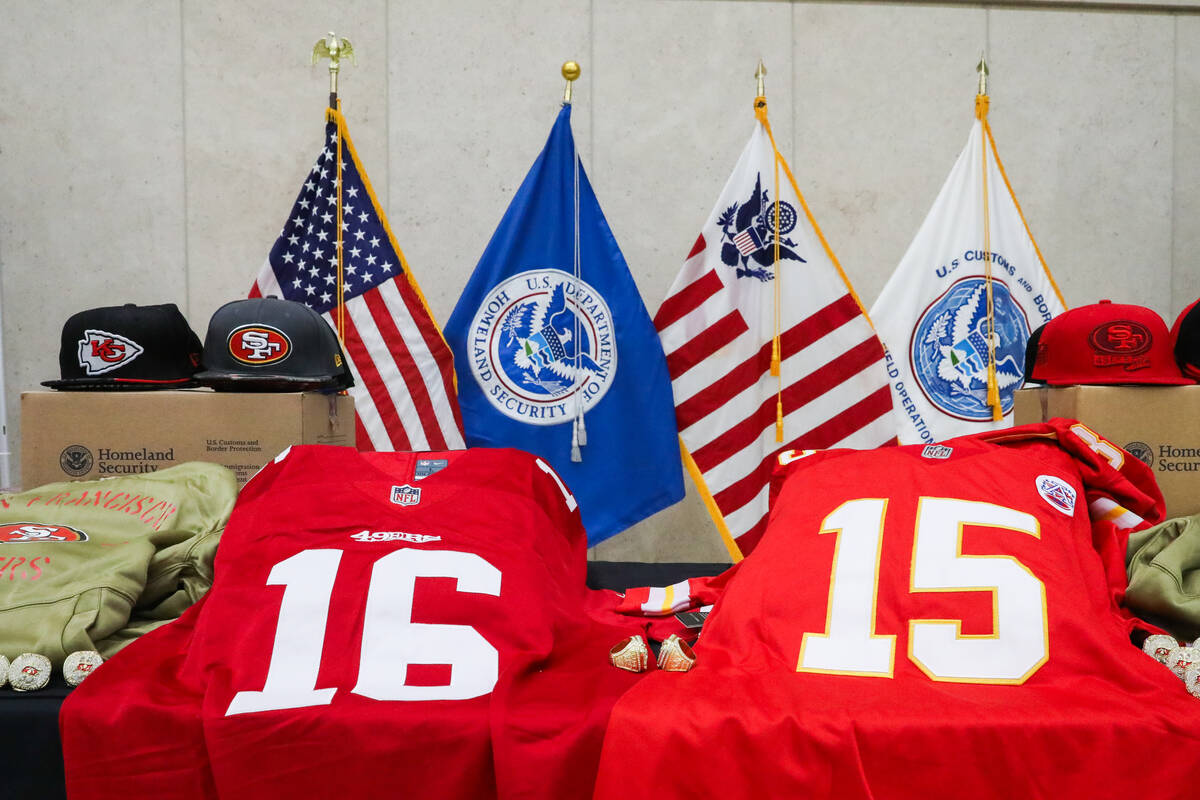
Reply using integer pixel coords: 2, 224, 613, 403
42, 303, 203, 390
1024, 300, 1193, 386
1170, 298, 1200, 380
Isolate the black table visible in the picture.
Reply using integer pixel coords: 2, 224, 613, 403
2, 561, 730, 800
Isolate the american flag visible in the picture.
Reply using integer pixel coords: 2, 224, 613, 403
252, 111, 464, 451
655, 108, 896, 558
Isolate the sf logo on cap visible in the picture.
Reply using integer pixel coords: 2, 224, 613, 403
228, 324, 292, 365
1094, 322, 1150, 353
76, 329, 144, 375
1089, 321, 1152, 371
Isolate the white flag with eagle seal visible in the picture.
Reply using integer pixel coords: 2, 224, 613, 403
655, 103, 897, 559
870, 112, 1066, 445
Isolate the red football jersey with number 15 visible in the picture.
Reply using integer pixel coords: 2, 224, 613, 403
62, 446, 645, 800
595, 419, 1200, 800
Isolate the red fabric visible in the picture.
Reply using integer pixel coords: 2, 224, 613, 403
62, 446, 643, 800
1028, 299, 1191, 385
594, 419, 1200, 800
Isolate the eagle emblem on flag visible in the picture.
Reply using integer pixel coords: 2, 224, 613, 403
717, 173, 805, 282
507, 281, 606, 390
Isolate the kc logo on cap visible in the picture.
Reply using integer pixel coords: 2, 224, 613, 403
1024, 300, 1193, 387
77, 329, 145, 375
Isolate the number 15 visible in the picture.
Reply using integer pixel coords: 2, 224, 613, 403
798, 497, 1048, 685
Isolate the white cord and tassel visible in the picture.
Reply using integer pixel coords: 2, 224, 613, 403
569, 113, 586, 463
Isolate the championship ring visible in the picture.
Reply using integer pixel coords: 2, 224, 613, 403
656, 634, 696, 673
1185, 665, 1200, 700
63, 650, 104, 687
1142, 634, 1179, 664
9, 653, 52, 692
0, 655, 8, 689
1167, 645, 1200, 680
609, 635, 650, 673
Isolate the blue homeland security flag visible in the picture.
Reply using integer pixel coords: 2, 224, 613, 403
445, 104, 684, 545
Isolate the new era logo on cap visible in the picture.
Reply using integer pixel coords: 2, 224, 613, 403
1024, 300, 1193, 387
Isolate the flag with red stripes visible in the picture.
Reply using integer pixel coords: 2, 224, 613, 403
655, 111, 896, 558
251, 110, 464, 452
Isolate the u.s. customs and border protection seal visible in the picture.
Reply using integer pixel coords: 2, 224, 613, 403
467, 269, 617, 425
910, 276, 1031, 421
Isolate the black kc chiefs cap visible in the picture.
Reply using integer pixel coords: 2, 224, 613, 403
195, 297, 353, 392
42, 303, 203, 390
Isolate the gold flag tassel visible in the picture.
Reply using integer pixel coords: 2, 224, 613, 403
976, 55, 1002, 422
755, 61, 785, 443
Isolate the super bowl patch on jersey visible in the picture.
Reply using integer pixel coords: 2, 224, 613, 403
467, 269, 616, 425
910, 277, 1031, 421
1036, 475, 1077, 516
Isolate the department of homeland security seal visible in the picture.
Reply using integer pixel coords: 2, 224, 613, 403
910, 276, 1030, 421
467, 269, 616, 425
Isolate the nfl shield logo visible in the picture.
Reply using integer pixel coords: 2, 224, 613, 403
390, 485, 421, 506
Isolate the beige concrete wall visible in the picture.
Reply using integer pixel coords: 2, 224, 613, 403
2, 0, 1196, 562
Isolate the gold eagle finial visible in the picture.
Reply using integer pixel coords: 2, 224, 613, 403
312, 32, 356, 99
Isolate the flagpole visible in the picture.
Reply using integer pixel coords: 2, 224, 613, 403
312, 32, 355, 345
975, 54, 1003, 422
754, 60, 785, 442
561, 61, 588, 462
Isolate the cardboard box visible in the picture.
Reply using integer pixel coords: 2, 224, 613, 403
21, 390, 354, 489
1014, 385, 1200, 520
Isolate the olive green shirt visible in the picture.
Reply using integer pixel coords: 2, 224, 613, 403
1126, 512, 1200, 641
0, 462, 236, 666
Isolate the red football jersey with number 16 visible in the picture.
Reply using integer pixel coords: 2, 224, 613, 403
62, 446, 644, 800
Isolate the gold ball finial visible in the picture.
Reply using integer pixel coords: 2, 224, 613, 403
562, 61, 581, 82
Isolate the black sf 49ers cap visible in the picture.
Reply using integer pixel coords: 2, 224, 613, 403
195, 297, 353, 392
43, 303, 203, 390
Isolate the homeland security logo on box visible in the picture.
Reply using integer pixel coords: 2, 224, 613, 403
467, 269, 616, 424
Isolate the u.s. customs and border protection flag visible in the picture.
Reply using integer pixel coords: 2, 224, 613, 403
444, 104, 684, 545
253, 104, 465, 452
655, 97, 897, 560
870, 82, 1067, 444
